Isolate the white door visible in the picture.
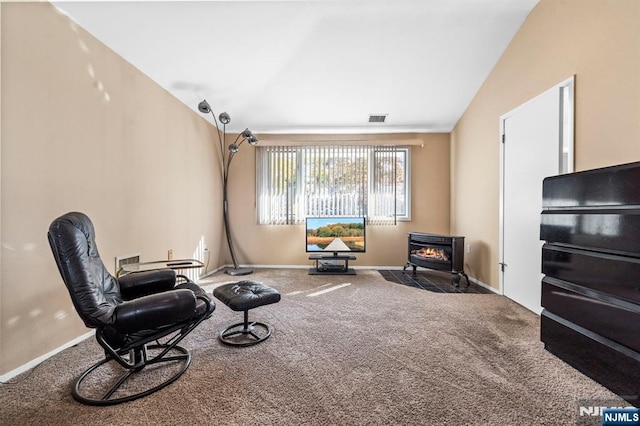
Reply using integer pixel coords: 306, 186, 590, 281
500, 79, 573, 314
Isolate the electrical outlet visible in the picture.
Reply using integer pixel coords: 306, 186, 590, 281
168, 249, 173, 260
466, 243, 471, 254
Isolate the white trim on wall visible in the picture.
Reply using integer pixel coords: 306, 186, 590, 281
498, 75, 575, 300
0, 330, 94, 383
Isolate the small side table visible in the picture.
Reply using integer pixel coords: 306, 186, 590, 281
117, 259, 204, 278
308, 254, 357, 275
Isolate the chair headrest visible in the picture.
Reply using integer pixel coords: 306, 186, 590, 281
49, 210, 94, 245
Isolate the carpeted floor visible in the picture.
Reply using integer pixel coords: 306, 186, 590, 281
0, 268, 626, 425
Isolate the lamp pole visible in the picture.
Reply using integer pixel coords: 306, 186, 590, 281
198, 99, 257, 276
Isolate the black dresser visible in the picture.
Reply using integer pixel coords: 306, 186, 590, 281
540, 161, 640, 406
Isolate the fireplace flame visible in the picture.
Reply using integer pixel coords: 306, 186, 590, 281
412, 247, 449, 262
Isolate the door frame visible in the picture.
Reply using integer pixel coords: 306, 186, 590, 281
498, 76, 575, 297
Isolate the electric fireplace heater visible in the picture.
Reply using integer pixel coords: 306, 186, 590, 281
403, 232, 469, 286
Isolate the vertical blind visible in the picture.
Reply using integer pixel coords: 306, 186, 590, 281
256, 145, 398, 225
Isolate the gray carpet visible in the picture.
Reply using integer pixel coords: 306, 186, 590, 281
0, 268, 625, 425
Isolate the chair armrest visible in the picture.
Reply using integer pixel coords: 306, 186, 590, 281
118, 269, 176, 300
114, 289, 196, 333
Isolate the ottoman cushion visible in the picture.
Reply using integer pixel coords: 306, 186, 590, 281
213, 280, 280, 311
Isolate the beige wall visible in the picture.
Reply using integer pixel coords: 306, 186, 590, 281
0, 3, 225, 375
224, 133, 451, 269
451, 0, 640, 289
0, 3, 451, 375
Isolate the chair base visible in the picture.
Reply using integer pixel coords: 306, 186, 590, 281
219, 318, 272, 347
73, 344, 190, 406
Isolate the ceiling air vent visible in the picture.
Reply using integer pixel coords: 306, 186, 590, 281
368, 114, 388, 123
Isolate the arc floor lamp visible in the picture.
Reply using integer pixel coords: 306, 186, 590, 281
198, 99, 257, 276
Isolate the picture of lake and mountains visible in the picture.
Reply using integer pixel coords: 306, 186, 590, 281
306, 217, 365, 252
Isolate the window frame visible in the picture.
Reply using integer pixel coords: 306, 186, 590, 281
256, 145, 412, 224
392, 147, 411, 221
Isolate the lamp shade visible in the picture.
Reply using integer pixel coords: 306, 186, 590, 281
198, 100, 211, 114
219, 112, 231, 124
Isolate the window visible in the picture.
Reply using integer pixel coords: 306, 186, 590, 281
257, 145, 410, 225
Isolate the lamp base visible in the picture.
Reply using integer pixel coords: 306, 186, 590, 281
225, 267, 253, 276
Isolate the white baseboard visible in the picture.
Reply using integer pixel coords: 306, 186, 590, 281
0, 330, 94, 383
203, 264, 411, 274
201, 264, 498, 293
467, 276, 498, 293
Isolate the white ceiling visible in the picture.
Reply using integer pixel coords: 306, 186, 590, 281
53, 0, 539, 134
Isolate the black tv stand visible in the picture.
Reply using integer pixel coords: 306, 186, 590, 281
308, 253, 357, 275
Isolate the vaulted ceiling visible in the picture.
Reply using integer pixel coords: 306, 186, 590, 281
53, 0, 539, 134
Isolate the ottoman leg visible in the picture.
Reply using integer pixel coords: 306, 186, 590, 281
219, 310, 273, 347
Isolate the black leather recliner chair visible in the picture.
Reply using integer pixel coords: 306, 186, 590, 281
48, 212, 215, 405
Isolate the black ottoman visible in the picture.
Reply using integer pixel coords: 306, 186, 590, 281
213, 280, 281, 347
